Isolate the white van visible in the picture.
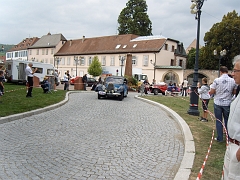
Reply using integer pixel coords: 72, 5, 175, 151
5, 60, 54, 84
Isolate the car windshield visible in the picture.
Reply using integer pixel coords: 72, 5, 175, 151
106, 77, 123, 84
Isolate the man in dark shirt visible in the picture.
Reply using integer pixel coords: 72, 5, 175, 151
82, 74, 88, 91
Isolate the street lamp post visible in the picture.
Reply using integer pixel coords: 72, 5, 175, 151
55, 57, 61, 70
119, 55, 125, 76
74, 56, 81, 77
150, 59, 156, 80
213, 49, 226, 77
188, 0, 205, 116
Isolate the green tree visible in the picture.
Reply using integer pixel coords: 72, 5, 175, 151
118, 0, 152, 36
187, 48, 196, 69
202, 10, 240, 70
87, 56, 102, 77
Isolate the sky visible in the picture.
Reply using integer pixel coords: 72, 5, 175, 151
1, 0, 240, 49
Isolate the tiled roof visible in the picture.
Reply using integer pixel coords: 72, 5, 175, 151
29, 33, 67, 49
55, 34, 167, 56
8, 37, 39, 52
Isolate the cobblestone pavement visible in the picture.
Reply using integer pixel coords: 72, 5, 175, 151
0, 92, 184, 180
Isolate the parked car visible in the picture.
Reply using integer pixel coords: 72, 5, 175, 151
150, 83, 168, 95
69, 77, 97, 86
86, 77, 97, 87
96, 76, 128, 101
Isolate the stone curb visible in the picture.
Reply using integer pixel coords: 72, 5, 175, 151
134, 95, 195, 180
0, 91, 94, 125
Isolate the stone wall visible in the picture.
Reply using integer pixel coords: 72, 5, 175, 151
184, 69, 219, 84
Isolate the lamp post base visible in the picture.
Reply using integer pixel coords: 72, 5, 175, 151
187, 87, 200, 116
187, 108, 200, 116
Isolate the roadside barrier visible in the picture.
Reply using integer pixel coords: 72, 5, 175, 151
196, 130, 215, 180
179, 90, 228, 179
4, 87, 26, 93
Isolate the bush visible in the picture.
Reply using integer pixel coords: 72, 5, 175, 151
124, 75, 138, 86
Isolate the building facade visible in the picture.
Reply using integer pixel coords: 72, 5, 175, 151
55, 34, 187, 84
5, 33, 187, 85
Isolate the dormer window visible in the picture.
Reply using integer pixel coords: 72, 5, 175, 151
133, 44, 137, 48
115, 45, 121, 49
123, 45, 127, 48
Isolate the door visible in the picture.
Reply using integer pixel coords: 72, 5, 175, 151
18, 63, 27, 82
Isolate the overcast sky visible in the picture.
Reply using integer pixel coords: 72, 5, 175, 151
1, 0, 239, 49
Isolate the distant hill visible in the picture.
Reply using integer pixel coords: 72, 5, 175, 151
0, 44, 15, 56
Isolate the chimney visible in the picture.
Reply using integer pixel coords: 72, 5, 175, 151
70, 39, 72, 46
82, 36, 85, 43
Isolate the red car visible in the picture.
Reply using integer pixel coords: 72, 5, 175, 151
70, 76, 97, 87
150, 84, 168, 95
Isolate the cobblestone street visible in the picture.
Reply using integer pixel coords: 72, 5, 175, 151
0, 92, 184, 180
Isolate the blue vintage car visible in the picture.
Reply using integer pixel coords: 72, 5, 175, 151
96, 76, 128, 101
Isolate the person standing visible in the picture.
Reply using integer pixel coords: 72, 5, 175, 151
209, 66, 237, 142
222, 55, 240, 179
54, 69, 60, 91
63, 72, 69, 91
182, 79, 188, 97
197, 77, 210, 122
82, 74, 88, 91
0, 70, 4, 103
25, 63, 37, 97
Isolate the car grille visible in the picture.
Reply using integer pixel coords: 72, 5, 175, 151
107, 83, 114, 92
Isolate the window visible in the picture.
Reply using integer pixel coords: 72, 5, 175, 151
61, 57, 65, 65
132, 56, 137, 65
115, 45, 121, 49
42, 49, 45, 55
47, 69, 54, 75
123, 45, 127, 48
29, 50, 32, 56
46, 49, 48, 55
110, 56, 115, 66
45, 59, 48, 63
7, 64, 11, 70
143, 55, 149, 66
101, 56, 106, 66
67, 57, 71, 65
133, 44, 137, 48
6, 52, 11, 58
15, 52, 18, 58
32, 67, 43, 73
50, 58, 53, 64
36, 49, 39, 55
51, 49, 54, 54
179, 59, 183, 67
88, 57, 92, 65
172, 45, 175, 52
80, 57, 85, 65
171, 59, 174, 66
165, 44, 168, 50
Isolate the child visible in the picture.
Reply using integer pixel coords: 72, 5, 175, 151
197, 77, 210, 122
0, 70, 4, 103
41, 76, 50, 93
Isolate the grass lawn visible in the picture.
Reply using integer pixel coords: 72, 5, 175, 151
143, 95, 226, 180
0, 83, 66, 117
1, 83, 225, 179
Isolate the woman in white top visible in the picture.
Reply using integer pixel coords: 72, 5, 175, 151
197, 77, 210, 122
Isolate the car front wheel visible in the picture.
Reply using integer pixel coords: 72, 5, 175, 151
118, 92, 124, 101
98, 94, 101, 99
153, 89, 159, 95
